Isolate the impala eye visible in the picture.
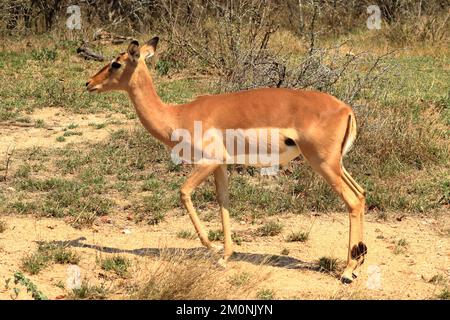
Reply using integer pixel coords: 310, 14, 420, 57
111, 61, 121, 69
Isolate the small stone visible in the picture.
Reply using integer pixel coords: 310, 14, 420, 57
122, 229, 131, 235
100, 216, 112, 224
6, 187, 15, 192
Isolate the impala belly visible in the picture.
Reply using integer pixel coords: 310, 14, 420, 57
171, 127, 301, 166
205, 127, 301, 166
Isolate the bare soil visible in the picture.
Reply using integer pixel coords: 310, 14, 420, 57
0, 107, 135, 155
0, 211, 448, 300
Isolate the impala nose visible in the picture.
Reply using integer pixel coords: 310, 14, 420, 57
85, 81, 96, 92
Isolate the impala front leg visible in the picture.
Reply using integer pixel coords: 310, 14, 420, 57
180, 164, 222, 252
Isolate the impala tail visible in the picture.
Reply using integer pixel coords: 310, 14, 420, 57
341, 112, 357, 158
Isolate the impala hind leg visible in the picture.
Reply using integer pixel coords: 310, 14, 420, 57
181, 164, 222, 252
302, 154, 366, 283
342, 167, 365, 241
214, 165, 233, 267
338, 166, 366, 283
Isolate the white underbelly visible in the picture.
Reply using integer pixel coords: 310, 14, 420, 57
171, 127, 301, 166
225, 145, 300, 166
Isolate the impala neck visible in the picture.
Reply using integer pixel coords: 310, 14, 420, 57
126, 65, 176, 146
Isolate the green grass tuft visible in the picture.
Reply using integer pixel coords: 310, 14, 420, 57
21, 242, 80, 275
208, 229, 224, 241
100, 256, 131, 277
286, 231, 309, 242
318, 256, 339, 272
177, 230, 197, 240
438, 288, 450, 300
70, 280, 109, 300
257, 221, 283, 237
256, 288, 275, 300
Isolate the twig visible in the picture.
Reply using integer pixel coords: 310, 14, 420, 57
1, 146, 14, 182
0, 121, 35, 128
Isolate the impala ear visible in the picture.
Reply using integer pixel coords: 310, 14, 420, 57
127, 40, 140, 62
140, 36, 159, 60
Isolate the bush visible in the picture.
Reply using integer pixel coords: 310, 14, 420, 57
257, 221, 283, 237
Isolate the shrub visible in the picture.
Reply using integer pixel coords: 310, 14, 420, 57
257, 221, 283, 237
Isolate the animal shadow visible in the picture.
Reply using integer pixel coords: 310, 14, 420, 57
37, 237, 323, 273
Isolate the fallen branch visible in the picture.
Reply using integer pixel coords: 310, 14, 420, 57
76, 41, 105, 61
0, 121, 35, 128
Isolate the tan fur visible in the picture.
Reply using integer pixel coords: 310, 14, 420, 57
86, 38, 366, 283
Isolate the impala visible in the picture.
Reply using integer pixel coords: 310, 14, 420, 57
85, 37, 367, 283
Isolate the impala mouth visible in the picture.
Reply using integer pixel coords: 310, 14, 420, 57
86, 86, 99, 93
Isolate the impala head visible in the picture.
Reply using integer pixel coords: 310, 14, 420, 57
85, 37, 159, 93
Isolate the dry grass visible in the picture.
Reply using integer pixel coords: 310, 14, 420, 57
129, 249, 263, 300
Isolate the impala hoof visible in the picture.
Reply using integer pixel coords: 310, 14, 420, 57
341, 275, 353, 284
341, 269, 356, 284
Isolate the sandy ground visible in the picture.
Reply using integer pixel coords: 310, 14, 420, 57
0, 107, 135, 155
0, 211, 448, 300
